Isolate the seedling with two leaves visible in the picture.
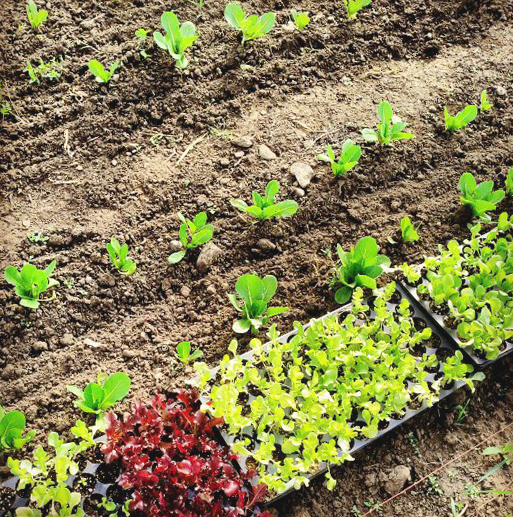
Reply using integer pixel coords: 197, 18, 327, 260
106, 238, 137, 275
224, 3, 276, 44
343, 0, 372, 20
291, 9, 310, 31
0, 405, 36, 453
230, 180, 298, 221
444, 105, 478, 132
4, 261, 58, 309
362, 101, 414, 145
388, 217, 420, 245
88, 60, 120, 84
505, 168, 513, 195
168, 212, 214, 264
26, 0, 48, 29
459, 172, 505, 219
176, 341, 203, 364
318, 139, 361, 177
154, 11, 197, 69
228, 273, 288, 334
480, 90, 493, 112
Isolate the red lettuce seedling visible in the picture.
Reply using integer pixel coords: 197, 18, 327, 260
102, 390, 272, 517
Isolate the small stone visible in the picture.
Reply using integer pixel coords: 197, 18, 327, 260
257, 239, 276, 251
1, 364, 15, 380
180, 285, 191, 297
232, 136, 253, 149
219, 158, 230, 167
112, 159, 118, 166
22, 219, 30, 228
390, 200, 402, 211
234, 151, 245, 159
98, 273, 116, 288
384, 465, 411, 495
48, 234, 72, 247
84, 338, 103, 348
122, 348, 137, 359
495, 85, 507, 97
32, 341, 48, 353
206, 285, 216, 295
290, 162, 315, 188
292, 187, 305, 197
60, 333, 74, 347
258, 144, 277, 160
169, 240, 183, 252
196, 242, 222, 272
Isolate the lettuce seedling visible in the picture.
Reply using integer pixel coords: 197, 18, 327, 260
26, 0, 48, 28
362, 101, 414, 145
343, 0, 372, 19
459, 172, 505, 219
444, 105, 478, 132
168, 212, 214, 264
224, 3, 276, 44
0, 405, 36, 453
153, 11, 197, 69
230, 180, 298, 221
228, 274, 288, 333
400, 217, 420, 243
318, 140, 361, 177
332, 236, 390, 304
67, 372, 131, 418
176, 341, 203, 364
505, 168, 513, 195
25, 58, 63, 84
5, 261, 58, 309
291, 9, 310, 30
106, 238, 136, 275
88, 59, 120, 83
480, 90, 493, 112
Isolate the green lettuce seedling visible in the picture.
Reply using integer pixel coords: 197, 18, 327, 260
343, 0, 372, 19
176, 341, 203, 364
362, 101, 414, 145
26, 0, 48, 28
459, 172, 505, 219
153, 11, 197, 69
106, 238, 136, 275
5, 261, 58, 309
228, 274, 288, 334
67, 372, 131, 417
480, 90, 493, 112
168, 212, 214, 264
318, 140, 361, 177
224, 3, 276, 44
88, 60, 120, 84
25, 58, 64, 84
331, 236, 390, 304
291, 9, 310, 30
444, 105, 478, 132
0, 406, 36, 453
505, 168, 513, 195
400, 217, 420, 243
230, 180, 298, 221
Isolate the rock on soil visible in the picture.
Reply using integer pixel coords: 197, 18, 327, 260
258, 144, 277, 160
232, 136, 253, 149
196, 242, 222, 272
383, 465, 411, 495
290, 162, 315, 188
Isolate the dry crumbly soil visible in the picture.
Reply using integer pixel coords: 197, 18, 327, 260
1, 0, 513, 515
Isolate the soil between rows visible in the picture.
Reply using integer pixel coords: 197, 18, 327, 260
1, 0, 513, 515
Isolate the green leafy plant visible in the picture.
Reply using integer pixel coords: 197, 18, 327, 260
106, 238, 136, 275
318, 140, 361, 177
480, 90, 493, 112
168, 212, 214, 264
88, 59, 120, 84
400, 217, 420, 243
26, 0, 48, 28
459, 172, 505, 219
224, 3, 276, 44
0, 82, 12, 117
67, 372, 131, 422
186, 0, 205, 10
331, 236, 390, 304
153, 11, 197, 69
176, 341, 203, 364
25, 58, 64, 84
135, 28, 150, 58
444, 105, 478, 132
343, 0, 372, 19
291, 9, 310, 30
361, 101, 414, 145
5, 261, 58, 309
0, 405, 36, 453
228, 274, 288, 334
230, 180, 299, 221
505, 168, 513, 195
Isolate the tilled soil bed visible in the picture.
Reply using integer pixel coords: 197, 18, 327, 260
1, 0, 513, 515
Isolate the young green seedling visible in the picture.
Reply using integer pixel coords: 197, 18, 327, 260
25, 58, 63, 84
168, 212, 214, 264
480, 90, 493, 112
291, 9, 310, 30
4, 261, 58, 309
343, 0, 372, 19
506, 168, 513, 195
400, 217, 420, 243
176, 341, 203, 364
187, 0, 205, 10
444, 105, 478, 132
230, 180, 298, 221
331, 236, 390, 304
106, 238, 137, 275
153, 11, 197, 69
88, 60, 120, 84
228, 273, 288, 334
459, 172, 505, 219
0, 405, 36, 453
26, 0, 48, 29
135, 29, 150, 59
0, 82, 12, 117
361, 101, 414, 145
224, 3, 276, 44
318, 140, 362, 177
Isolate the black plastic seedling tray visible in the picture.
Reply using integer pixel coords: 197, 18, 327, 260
399, 279, 513, 369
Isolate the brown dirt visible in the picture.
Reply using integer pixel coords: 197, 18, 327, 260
1, 0, 513, 515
